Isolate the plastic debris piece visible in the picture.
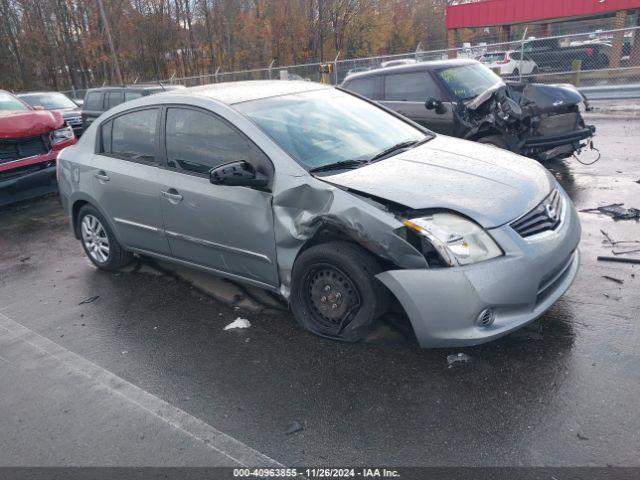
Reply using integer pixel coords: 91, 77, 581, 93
78, 295, 100, 305
598, 256, 640, 265
582, 203, 640, 221
602, 275, 624, 285
223, 317, 251, 330
284, 421, 303, 435
447, 352, 471, 365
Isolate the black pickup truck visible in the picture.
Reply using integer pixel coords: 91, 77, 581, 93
524, 38, 610, 72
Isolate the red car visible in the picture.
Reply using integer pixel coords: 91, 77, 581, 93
1, 90, 77, 205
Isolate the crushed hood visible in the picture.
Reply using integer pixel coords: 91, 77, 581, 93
0, 109, 64, 139
321, 136, 554, 228
467, 82, 584, 115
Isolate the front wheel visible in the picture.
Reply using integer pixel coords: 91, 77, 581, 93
290, 241, 388, 343
77, 205, 132, 270
478, 135, 508, 150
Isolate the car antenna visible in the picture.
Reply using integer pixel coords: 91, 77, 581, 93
157, 81, 166, 91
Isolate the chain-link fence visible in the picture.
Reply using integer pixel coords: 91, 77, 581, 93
62, 25, 640, 101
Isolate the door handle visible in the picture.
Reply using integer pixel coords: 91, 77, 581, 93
94, 171, 110, 182
161, 189, 183, 203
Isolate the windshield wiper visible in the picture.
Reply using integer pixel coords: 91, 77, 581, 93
309, 159, 368, 173
367, 137, 432, 163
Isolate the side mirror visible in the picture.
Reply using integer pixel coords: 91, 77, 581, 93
209, 161, 268, 188
425, 97, 448, 115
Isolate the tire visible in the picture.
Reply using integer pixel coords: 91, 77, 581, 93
290, 241, 388, 343
478, 135, 508, 150
511, 68, 519, 80
529, 66, 538, 82
77, 204, 132, 270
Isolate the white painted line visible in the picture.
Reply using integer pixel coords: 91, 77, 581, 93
0, 312, 284, 468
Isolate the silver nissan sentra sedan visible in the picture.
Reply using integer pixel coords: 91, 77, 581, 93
57, 80, 580, 348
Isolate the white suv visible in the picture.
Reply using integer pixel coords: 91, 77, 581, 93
480, 50, 537, 78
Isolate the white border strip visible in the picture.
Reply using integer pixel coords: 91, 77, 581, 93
0, 312, 283, 468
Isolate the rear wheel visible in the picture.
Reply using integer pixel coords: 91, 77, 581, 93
290, 241, 388, 343
511, 68, 520, 80
77, 205, 131, 270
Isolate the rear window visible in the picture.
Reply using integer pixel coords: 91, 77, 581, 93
124, 91, 144, 102
105, 91, 123, 109
481, 52, 506, 62
84, 92, 102, 110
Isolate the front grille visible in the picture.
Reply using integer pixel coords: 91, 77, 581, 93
63, 115, 82, 127
0, 135, 50, 164
511, 189, 563, 238
536, 112, 579, 136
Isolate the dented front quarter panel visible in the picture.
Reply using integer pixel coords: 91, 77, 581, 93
271, 173, 428, 298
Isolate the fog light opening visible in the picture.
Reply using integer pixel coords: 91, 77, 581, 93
476, 308, 495, 327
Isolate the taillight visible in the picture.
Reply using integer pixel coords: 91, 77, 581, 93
497, 55, 509, 64
586, 48, 593, 56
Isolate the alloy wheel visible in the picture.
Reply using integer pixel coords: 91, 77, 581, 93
81, 214, 110, 263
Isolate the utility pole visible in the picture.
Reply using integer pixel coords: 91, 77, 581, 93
97, 0, 124, 85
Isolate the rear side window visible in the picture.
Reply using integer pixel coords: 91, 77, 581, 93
105, 91, 123, 109
345, 77, 378, 99
108, 109, 158, 162
85, 92, 102, 110
384, 72, 441, 101
125, 91, 143, 102
165, 107, 254, 175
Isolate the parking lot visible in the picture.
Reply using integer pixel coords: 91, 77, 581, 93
0, 109, 639, 468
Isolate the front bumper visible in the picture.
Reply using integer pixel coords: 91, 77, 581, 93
521, 126, 595, 160
376, 190, 581, 348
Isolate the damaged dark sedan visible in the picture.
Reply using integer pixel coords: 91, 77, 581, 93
58, 81, 580, 348
341, 59, 595, 162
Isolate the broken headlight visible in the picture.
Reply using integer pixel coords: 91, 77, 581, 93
51, 125, 75, 145
402, 213, 503, 267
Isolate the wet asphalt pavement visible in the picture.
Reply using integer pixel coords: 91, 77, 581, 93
0, 112, 639, 467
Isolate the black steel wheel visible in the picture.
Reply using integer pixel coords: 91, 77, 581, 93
291, 241, 388, 342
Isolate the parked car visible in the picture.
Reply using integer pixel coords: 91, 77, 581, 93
524, 38, 610, 71
0, 90, 77, 204
380, 58, 417, 68
58, 80, 580, 348
18, 91, 84, 138
81, 84, 185, 129
341, 59, 595, 161
479, 50, 538, 78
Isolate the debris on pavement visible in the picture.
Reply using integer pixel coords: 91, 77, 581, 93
582, 203, 640, 221
602, 275, 624, 285
223, 317, 251, 330
78, 295, 100, 305
612, 248, 640, 256
597, 256, 640, 265
447, 352, 471, 366
600, 229, 640, 247
19, 256, 30, 262
284, 421, 304, 435
576, 432, 590, 441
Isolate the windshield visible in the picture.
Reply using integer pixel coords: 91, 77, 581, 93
236, 89, 429, 170
19, 92, 77, 110
436, 63, 503, 100
0, 92, 30, 111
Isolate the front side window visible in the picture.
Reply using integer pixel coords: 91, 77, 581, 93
0, 92, 29, 111
236, 88, 429, 170
346, 77, 378, 99
125, 91, 143, 102
436, 63, 503, 100
384, 72, 440, 101
109, 109, 158, 162
105, 91, 123, 109
165, 108, 253, 175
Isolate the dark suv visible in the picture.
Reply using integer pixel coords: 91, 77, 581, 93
81, 85, 184, 129
341, 59, 595, 162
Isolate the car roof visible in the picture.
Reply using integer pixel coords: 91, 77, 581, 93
17, 91, 67, 97
185, 80, 330, 105
343, 58, 478, 82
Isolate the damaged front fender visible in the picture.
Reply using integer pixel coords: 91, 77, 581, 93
272, 175, 428, 298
